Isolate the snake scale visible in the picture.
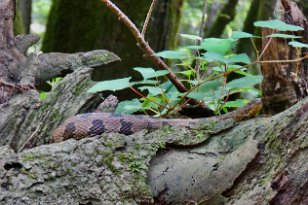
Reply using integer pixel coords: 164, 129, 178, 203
51, 99, 262, 143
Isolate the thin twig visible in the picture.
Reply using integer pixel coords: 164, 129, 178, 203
258, 35, 273, 61
129, 86, 170, 110
142, 0, 157, 36
198, 0, 207, 37
18, 122, 43, 152
100, 0, 188, 93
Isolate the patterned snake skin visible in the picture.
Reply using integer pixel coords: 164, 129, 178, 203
51, 99, 263, 143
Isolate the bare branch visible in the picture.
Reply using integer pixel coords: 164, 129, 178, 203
142, 0, 157, 36
100, 0, 189, 95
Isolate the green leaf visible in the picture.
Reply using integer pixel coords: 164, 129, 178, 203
178, 34, 202, 41
212, 66, 224, 72
227, 75, 262, 89
226, 65, 249, 76
254, 19, 304, 31
231, 31, 255, 39
177, 70, 195, 78
155, 50, 188, 59
138, 86, 163, 95
203, 52, 226, 63
88, 77, 133, 93
115, 99, 142, 114
133, 67, 169, 80
288, 41, 308, 48
223, 99, 249, 108
134, 80, 159, 85
201, 38, 237, 54
185, 45, 203, 50
266, 33, 302, 39
226, 53, 251, 64
39, 92, 47, 101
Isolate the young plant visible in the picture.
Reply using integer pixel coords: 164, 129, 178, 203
87, 19, 307, 116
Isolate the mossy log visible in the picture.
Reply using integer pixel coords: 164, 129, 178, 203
0, 97, 307, 204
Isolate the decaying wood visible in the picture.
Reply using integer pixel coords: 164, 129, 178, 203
261, 0, 308, 114
0, 0, 120, 150
0, 97, 307, 205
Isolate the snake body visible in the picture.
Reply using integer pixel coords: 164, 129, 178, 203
51, 99, 263, 143
51, 112, 194, 143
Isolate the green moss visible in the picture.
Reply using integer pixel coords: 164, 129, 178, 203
20, 167, 38, 180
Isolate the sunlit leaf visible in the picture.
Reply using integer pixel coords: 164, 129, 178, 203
88, 77, 133, 92
133, 67, 169, 80
227, 75, 262, 89
226, 53, 251, 64
186, 45, 203, 50
254, 19, 304, 31
155, 50, 188, 59
288, 41, 308, 48
203, 52, 226, 63
201, 38, 237, 54
231, 31, 257, 39
177, 70, 195, 78
223, 99, 249, 108
266, 33, 302, 38
138, 86, 163, 95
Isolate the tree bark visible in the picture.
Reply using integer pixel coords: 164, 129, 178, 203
261, 0, 308, 114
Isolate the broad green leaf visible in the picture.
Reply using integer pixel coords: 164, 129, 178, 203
231, 31, 255, 39
179, 34, 202, 41
266, 33, 302, 39
226, 53, 251, 64
227, 75, 262, 89
203, 52, 226, 63
212, 66, 224, 72
133, 80, 159, 86
115, 99, 142, 114
201, 38, 237, 54
138, 86, 163, 95
254, 19, 304, 31
223, 99, 249, 108
133, 67, 169, 80
226, 65, 250, 76
187, 92, 215, 101
155, 50, 188, 59
88, 77, 133, 93
186, 45, 203, 50
288, 41, 308, 48
177, 70, 195, 78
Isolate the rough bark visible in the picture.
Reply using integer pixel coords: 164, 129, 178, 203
0, 97, 307, 205
261, 1, 308, 114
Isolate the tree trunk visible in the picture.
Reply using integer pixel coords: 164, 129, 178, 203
236, 0, 261, 54
18, 0, 32, 34
41, 0, 183, 99
0, 0, 307, 204
205, 0, 239, 37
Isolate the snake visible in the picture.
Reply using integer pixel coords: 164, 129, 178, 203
51, 99, 263, 143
